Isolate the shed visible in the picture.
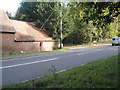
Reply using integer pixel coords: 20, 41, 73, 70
0, 10, 54, 53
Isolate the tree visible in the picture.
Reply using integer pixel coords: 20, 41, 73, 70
15, 2, 39, 21
65, 2, 119, 43
15, 2, 119, 45
15, 2, 74, 46
68, 2, 120, 28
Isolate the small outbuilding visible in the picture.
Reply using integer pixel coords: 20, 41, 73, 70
0, 10, 54, 53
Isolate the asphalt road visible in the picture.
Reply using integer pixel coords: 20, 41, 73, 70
1, 44, 119, 85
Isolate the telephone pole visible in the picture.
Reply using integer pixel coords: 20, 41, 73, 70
60, 1, 63, 49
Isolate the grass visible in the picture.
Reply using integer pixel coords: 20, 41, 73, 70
1, 48, 70, 57
64, 43, 110, 47
3, 54, 119, 88
64, 40, 111, 47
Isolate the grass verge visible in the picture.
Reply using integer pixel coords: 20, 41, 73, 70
64, 40, 111, 47
3, 54, 119, 88
1, 48, 70, 57
64, 43, 110, 47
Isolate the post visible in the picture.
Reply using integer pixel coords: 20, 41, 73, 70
60, 1, 63, 49
40, 42, 42, 51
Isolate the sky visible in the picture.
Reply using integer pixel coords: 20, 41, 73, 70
0, 0, 22, 16
0, 0, 69, 16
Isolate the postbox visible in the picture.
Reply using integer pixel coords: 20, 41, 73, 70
40, 42, 43, 47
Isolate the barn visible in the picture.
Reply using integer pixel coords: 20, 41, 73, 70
0, 10, 54, 53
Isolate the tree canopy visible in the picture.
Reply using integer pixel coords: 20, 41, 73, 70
68, 2, 120, 28
14, 2, 119, 45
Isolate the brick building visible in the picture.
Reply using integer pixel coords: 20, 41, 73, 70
0, 10, 54, 53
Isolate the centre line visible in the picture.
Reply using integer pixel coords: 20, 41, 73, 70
0, 58, 59, 69
78, 49, 103, 55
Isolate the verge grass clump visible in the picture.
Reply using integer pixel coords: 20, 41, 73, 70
1, 48, 70, 57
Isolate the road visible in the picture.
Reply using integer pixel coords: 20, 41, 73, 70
1, 44, 119, 85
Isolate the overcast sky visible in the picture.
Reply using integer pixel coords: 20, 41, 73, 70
0, 0, 22, 15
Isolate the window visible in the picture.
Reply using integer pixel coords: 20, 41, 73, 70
112, 38, 115, 40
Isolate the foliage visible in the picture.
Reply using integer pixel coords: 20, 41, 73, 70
68, 2, 120, 28
15, 2, 73, 43
48, 65, 58, 81
15, 2, 119, 45
63, 2, 119, 44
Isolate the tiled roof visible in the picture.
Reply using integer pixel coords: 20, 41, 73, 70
0, 10, 16, 33
0, 10, 54, 42
11, 20, 53, 42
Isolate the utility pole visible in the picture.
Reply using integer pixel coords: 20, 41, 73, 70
60, 1, 63, 49
40, 12, 53, 29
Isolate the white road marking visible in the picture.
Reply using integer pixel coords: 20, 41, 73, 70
2, 55, 51, 62
57, 63, 87, 73
78, 49, 103, 55
1, 48, 109, 69
68, 51, 74, 52
2, 51, 72, 62
57, 69, 67, 73
0, 58, 59, 69
67, 47, 87, 50
2, 54, 59, 62
81, 64, 86, 66
78, 52, 89, 55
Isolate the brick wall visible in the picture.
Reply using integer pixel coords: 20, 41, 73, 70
1, 33, 54, 53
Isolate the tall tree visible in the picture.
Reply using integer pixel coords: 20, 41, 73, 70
15, 2, 119, 45
68, 2, 120, 28
65, 2, 119, 43
15, 2, 74, 44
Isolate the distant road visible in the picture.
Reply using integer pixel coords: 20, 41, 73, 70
1, 44, 119, 85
